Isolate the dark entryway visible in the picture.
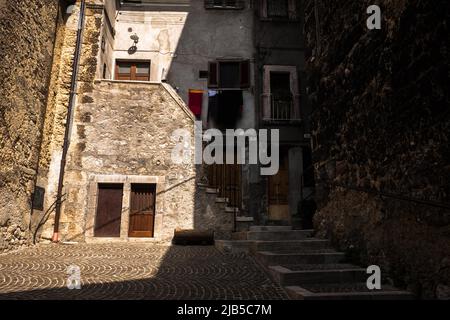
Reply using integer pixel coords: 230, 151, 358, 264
128, 184, 156, 238
94, 184, 124, 237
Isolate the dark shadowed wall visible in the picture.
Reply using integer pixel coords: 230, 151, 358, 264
305, 0, 450, 298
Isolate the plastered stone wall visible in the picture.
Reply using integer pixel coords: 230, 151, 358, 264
57, 81, 232, 242
34, 0, 233, 242
0, 0, 61, 252
305, 0, 450, 298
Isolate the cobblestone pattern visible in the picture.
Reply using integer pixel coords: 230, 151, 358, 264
0, 244, 287, 300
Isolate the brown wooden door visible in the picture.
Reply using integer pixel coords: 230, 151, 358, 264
94, 184, 124, 237
268, 150, 290, 221
129, 184, 156, 238
207, 163, 242, 208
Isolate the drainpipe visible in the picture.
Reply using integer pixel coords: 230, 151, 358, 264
52, 0, 86, 243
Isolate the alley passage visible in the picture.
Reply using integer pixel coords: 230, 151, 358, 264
0, 243, 287, 300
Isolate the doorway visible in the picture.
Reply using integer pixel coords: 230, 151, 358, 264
94, 184, 124, 237
268, 149, 290, 222
128, 184, 156, 238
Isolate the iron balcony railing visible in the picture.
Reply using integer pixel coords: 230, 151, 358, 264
204, 0, 245, 10
262, 93, 301, 121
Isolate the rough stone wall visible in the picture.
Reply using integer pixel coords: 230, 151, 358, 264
0, 0, 61, 252
30, 0, 233, 243
57, 81, 230, 242
305, 0, 450, 298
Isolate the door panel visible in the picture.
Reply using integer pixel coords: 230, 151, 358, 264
207, 161, 242, 208
268, 150, 290, 221
94, 184, 124, 237
129, 184, 156, 238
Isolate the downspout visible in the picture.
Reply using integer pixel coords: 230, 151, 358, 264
52, 0, 86, 243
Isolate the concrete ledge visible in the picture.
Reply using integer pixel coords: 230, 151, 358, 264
215, 197, 229, 203
206, 188, 219, 194
285, 286, 414, 300
215, 240, 253, 254
235, 216, 253, 222
225, 207, 240, 213
269, 265, 367, 286
256, 251, 346, 266
250, 226, 292, 232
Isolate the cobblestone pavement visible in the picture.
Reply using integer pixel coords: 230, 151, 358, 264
0, 243, 288, 300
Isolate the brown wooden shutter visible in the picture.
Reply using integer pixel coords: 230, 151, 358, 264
260, 0, 268, 18
288, 0, 298, 20
208, 62, 219, 88
240, 60, 250, 88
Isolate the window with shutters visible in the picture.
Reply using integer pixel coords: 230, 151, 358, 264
204, 0, 245, 10
115, 60, 151, 81
260, 0, 298, 20
208, 60, 250, 89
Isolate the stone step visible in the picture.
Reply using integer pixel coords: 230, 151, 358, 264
251, 239, 331, 252
235, 216, 254, 222
285, 283, 414, 300
280, 263, 359, 271
205, 187, 219, 194
215, 197, 228, 203
246, 230, 314, 241
250, 226, 293, 232
225, 207, 239, 213
197, 182, 209, 189
256, 251, 346, 266
269, 265, 367, 286
215, 240, 253, 254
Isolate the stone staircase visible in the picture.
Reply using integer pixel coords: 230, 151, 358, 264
216, 226, 414, 300
197, 181, 255, 234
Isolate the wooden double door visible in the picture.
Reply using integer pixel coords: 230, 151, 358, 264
94, 183, 156, 238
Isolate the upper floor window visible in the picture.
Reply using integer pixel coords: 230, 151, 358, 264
260, 0, 298, 20
267, 0, 288, 18
120, 0, 190, 6
262, 65, 300, 122
208, 60, 250, 89
204, 0, 245, 10
115, 60, 151, 81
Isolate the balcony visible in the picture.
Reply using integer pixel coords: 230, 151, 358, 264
204, 0, 246, 10
262, 93, 301, 123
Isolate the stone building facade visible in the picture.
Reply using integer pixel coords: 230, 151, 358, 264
0, 0, 70, 252
251, 0, 313, 227
2, 0, 310, 250
0, 0, 265, 249
305, 0, 450, 298
29, 0, 234, 243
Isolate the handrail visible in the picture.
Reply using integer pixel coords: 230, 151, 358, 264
330, 182, 450, 210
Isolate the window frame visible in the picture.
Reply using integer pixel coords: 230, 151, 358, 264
115, 60, 151, 82
204, 0, 245, 10
262, 65, 300, 121
260, 0, 298, 21
208, 60, 251, 89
